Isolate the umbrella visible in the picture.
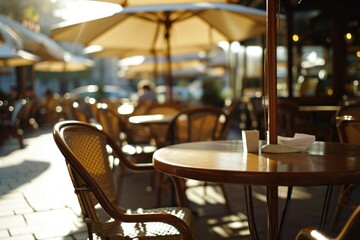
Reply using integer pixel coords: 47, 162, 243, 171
0, 43, 39, 67
119, 52, 206, 78
0, 14, 94, 94
52, 2, 267, 101
0, 14, 93, 68
0, 14, 66, 61
34, 54, 94, 73
0, 22, 39, 67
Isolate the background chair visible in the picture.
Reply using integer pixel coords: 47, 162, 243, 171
0, 99, 25, 148
331, 113, 360, 230
96, 105, 156, 163
164, 105, 232, 212
53, 120, 194, 240
144, 102, 183, 148
296, 205, 360, 240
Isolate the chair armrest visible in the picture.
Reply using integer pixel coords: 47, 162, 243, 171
295, 227, 330, 240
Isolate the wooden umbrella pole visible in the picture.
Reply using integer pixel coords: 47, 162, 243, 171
164, 12, 173, 102
266, 0, 277, 144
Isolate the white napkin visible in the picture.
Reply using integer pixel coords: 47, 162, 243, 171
262, 133, 316, 153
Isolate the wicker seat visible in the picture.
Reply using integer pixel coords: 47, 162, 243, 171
53, 120, 194, 240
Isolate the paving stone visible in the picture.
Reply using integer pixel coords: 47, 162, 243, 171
0, 215, 26, 229
0, 229, 10, 238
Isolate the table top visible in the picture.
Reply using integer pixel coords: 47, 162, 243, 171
298, 105, 341, 112
128, 114, 175, 124
153, 140, 360, 186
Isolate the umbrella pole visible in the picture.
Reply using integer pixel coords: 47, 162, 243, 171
165, 13, 173, 102
266, 0, 277, 145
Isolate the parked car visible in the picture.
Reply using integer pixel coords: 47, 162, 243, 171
68, 85, 130, 100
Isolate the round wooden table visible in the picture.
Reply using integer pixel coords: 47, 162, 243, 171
153, 140, 360, 240
128, 114, 175, 125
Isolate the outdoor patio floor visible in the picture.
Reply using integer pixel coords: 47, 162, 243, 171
0, 126, 357, 240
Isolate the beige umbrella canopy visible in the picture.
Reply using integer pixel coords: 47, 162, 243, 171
0, 14, 93, 68
34, 54, 94, 73
0, 44, 39, 67
119, 52, 205, 77
0, 14, 66, 61
52, 2, 266, 101
0, 22, 39, 67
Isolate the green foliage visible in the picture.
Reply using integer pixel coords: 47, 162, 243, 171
201, 78, 224, 107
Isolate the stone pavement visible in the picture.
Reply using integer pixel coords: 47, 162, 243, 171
0, 127, 357, 240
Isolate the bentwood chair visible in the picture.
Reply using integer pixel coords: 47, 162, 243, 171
144, 102, 183, 148
296, 205, 360, 240
330, 114, 360, 230
53, 120, 194, 240
163, 106, 232, 212
96, 105, 156, 163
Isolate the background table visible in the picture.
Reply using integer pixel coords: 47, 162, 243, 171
153, 140, 360, 240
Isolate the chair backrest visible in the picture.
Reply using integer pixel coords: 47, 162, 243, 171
144, 102, 182, 146
53, 120, 126, 236
167, 105, 227, 144
336, 115, 360, 144
96, 105, 126, 146
71, 101, 91, 123
336, 103, 360, 117
145, 102, 183, 115
336, 104, 360, 144
277, 98, 299, 137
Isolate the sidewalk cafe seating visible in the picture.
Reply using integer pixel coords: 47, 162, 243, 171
53, 120, 194, 240
144, 102, 183, 148
96, 105, 156, 163
161, 105, 232, 212
0, 99, 25, 148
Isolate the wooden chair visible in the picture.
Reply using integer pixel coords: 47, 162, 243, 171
331, 114, 360, 230
96, 105, 156, 163
164, 106, 232, 212
71, 101, 92, 123
53, 120, 194, 240
144, 102, 183, 148
296, 205, 360, 240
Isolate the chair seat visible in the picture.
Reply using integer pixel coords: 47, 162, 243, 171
93, 207, 193, 240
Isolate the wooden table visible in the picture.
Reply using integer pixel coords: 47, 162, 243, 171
128, 114, 175, 125
298, 105, 341, 112
153, 140, 360, 240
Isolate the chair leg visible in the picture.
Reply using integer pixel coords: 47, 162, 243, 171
156, 172, 164, 207
219, 184, 232, 214
319, 185, 333, 230
331, 184, 354, 230
244, 185, 258, 240
279, 186, 293, 237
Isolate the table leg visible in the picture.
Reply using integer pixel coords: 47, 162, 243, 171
170, 177, 189, 207
267, 186, 278, 240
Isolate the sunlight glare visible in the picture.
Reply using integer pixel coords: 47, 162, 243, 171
54, 0, 122, 23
